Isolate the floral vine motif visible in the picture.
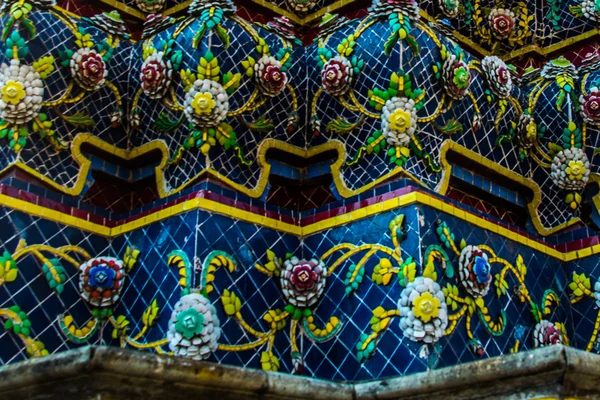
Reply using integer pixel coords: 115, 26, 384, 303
215, 250, 342, 374
0, 0, 55, 40
311, 33, 364, 135
346, 71, 441, 173
569, 273, 599, 351
551, 147, 590, 209
570, 0, 600, 22
433, 45, 471, 101
281, 256, 327, 318
398, 277, 448, 344
286, 0, 317, 13
472, 0, 533, 52
135, 0, 166, 13
59, 24, 123, 127
437, 0, 460, 18
168, 293, 221, 360
370, 0, 420, 56
78, 257, 126, 319
190, 0, 236, 49
82, 11, 130, 39
175, 50, 249, 163
241, 38, 297, 128
0, 31, 55, 152
130, 40, 183, 130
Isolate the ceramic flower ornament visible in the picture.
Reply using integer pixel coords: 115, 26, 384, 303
281, 256, 327, 319
398, 276, 448, 344
0, 31, 56, 152
533, 320, 563, 347
580, 87, 600, 126
167, 293, 221, 360
481, 56, 513, 100
59, 24, 124, 127
369, 0, 419, 19
321, 56, 355, 97
551, 148, 590, 190
82, 11, 130, 39
254, 56, 288, 97
78, 257, 126, 318
382, 98, 418, 147
488, 8, 515, 39
177, 51, 249, 163
433, 45, 471, 101
458, 245, 492, 298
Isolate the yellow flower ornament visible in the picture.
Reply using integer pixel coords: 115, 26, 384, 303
2, 80, 25, 105
388, 109, 413, 133
192, 92, 216, 115
413, 291, 440, 323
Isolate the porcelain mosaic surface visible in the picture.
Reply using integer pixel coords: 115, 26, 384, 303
1, 0, 600, 384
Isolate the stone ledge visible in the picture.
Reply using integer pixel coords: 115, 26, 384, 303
0, 345, 599, 399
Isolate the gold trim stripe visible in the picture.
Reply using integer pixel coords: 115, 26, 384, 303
0, 185, 597, 262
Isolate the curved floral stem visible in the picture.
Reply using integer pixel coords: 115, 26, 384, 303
311, 87, 323, 119
415, 21, 442, 48
236, 311, 271, 339
348, 91, 380, 119
444, 305, 467, 336
105, 81, 123, 108
12, 245, 84, 269
42, 83, 74, 107
417, 94, 446, 123
326, 244, 402, 276
290, 319, 299, 352
218, 336, 270, 352
353, 16, 376, 40
227, 90, 258, 117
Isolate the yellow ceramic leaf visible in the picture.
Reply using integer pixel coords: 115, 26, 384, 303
5, 268, 17, 282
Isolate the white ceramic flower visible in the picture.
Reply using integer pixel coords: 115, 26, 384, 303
167, 293, 221, 360
398, 277, 448, 344
184, 79, 229, 127
441, 53, 471, 100
381, 97, 418, 147
280, 256, 327, 309
488, 8, 515, 39
0, 59, 43, 125
481, 56, 513, 99
437, 0, 459, 18
551, 148, 590, 191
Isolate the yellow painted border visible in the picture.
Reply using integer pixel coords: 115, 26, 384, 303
2, 136, 575, 237
1, 180, 597, 262
437, 141, 580, 237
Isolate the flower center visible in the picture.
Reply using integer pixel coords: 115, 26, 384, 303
419, 299, 434, 315
182, 314, 198, 330
2, 81, 25, 105
389, 109, 412, 133
327, 70, 336, 80
94, 270, 108, 284
571, 165, 581, 175
192, 92, 216, 115
591, 101, 599, 110
297, 270, 310, 282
